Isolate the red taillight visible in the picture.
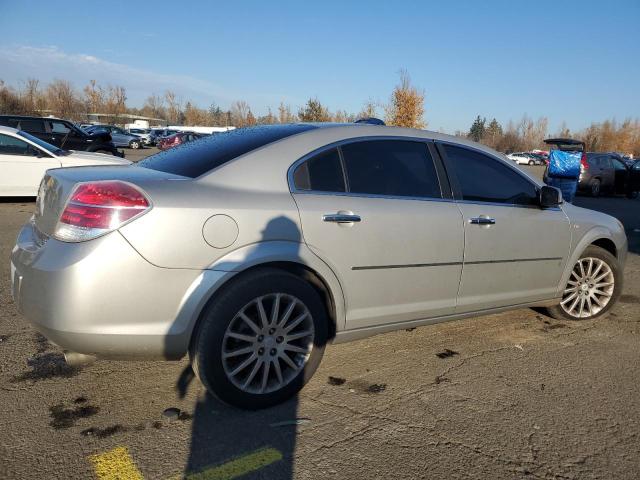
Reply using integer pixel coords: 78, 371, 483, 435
55, 181, 150, 242
581, 152, 589, 170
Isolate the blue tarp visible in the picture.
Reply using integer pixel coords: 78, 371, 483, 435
548, 149, 581, 179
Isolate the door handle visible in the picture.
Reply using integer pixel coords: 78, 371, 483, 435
323, 213, 361, 223
469, 217, 496, 225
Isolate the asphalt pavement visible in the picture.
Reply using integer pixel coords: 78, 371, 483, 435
1, 160, 639, 479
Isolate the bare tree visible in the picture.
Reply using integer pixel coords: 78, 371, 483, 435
231, 100, 251, 127
358, 98, 379, 119
45, 79, 82, 120
277, 102, 296, 123
83, 80, 105, 113
165, 90, 183, 124
385, 70, 425, 128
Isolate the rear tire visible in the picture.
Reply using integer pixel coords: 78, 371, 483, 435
542, 246, 622, 321
590, 179, 601, 197
528, 160, 535, 165
191, 268, 328, 409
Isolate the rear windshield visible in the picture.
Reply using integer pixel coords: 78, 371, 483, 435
139, 124, 317, 178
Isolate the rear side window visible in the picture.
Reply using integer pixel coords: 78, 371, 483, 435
140, 124, 317, 178
7, 118, 46, 133
293, 148, 345, 192
0, 134, 32, 155
443, 144, 538, 205
341, 140, 441, 198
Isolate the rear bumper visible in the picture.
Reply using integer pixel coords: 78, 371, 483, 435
10, 221, 225, 360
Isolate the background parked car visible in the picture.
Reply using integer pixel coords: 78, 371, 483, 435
0, 115, 121, 156
127, 128, 153, 146
507, 152, 538, 165
84, 125, 144, 149
0, 125, 130, 196
157, 132, 204, 150
577, 152, 640, 197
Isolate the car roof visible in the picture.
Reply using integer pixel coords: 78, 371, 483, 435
0, 125, 20, 135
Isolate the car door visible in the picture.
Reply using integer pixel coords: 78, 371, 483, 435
630, 162, 640, 193
437, 142, 571, 312
292, 139, 464, 330
611, 158, 629, 194
597, 156, 615, 190
0, 133, 61, 196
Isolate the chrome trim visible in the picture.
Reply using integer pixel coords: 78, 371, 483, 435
469, 217, 496, 225
323, 213, 361, 223
353, 261, 461, 270
293, 189, 455, 204
351, 257, 563, 270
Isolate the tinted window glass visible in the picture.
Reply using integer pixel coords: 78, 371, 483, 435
341, 140, 441, 198
293, 148, 345, 192
0, 134, 31, 155
140, 125, 317, 178
612, 159, 626, 171
49, 121, 71, 134
443, 144, 538, 205
7, 119, 46, 133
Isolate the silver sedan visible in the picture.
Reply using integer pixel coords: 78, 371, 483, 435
11, 123, 627, 409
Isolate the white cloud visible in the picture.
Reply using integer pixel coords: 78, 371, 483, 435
0, 45, 292, 111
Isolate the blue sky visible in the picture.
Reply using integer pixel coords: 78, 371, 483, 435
0, 0, 638, 132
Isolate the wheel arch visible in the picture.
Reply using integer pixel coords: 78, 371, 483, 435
556, 227, 623, 296
179, 242, 346, 359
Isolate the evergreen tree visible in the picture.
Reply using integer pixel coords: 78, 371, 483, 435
468, 115, 486, 142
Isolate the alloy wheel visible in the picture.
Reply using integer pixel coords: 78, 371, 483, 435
560, 257, 614, 318
222, 293, 314, 394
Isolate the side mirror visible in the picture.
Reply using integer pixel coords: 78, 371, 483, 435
539, 185, 562, 208
30, 148, 43, 158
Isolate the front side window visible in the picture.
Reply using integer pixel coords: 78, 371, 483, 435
49, 121, 71, 134
612, 159, 626, 171
293, 148, 345, 192
0, 134, 33, 156
341, 140, 441, 198
443, 144, 538, 205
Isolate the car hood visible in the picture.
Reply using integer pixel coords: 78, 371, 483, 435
61, 150, 131, 166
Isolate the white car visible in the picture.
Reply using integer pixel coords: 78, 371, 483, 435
127, 128, 153, 145
0, 126, 131, 196
507, 152, 537, 165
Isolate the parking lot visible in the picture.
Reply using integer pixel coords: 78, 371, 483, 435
1, 159, 639, 479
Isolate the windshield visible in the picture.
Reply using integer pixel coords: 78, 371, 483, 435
18, 130, 69, 156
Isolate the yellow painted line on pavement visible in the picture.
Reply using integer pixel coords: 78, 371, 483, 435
90, 446, 144, 480
181, 447, 283, 480
90, 445, 282, 480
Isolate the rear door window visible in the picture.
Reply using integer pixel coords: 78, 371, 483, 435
340, 140, 441, 199
293, 148, 346, 192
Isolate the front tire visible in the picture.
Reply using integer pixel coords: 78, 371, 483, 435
129, 140, 141, 149
191, 269, 327, 409
543, 246, 622, 321
528, 160, 535, 165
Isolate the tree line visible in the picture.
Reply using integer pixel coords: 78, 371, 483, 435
0, 70, 424, 129
464, 115, 640, 156
1, 74, 638, 156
